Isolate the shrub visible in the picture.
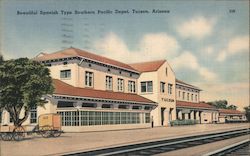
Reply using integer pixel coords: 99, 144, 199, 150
170, 119, 198, 126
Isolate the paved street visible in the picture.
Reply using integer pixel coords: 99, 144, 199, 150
0, 123, 249, 156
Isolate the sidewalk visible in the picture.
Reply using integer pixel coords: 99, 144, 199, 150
0, 123, 249, 156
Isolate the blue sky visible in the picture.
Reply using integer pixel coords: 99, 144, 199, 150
1, 0, 249, 110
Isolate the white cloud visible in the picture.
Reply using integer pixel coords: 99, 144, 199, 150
171, 52, 198, 70
198, 67, 217, 82
94, 32, 217, 82
139, 33, 179, 59
202, 46, 214, 55
216, 36, 249, 62
177, 16, 216, 40
171, 51, 217, 81
216, 50, 227, 62
94, 32, 180, 63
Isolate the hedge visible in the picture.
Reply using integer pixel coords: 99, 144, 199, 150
170, 119, 199, 126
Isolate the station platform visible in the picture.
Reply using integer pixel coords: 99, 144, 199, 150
0, 123, 249, 156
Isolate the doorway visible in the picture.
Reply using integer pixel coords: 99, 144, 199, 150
161, 108, 166, 126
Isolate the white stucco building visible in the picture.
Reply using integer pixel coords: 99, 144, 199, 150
0, 47, 247, 132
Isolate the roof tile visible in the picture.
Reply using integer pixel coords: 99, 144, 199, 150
219, 109, 244, 115
176, 101, 216, 110
35, 48, 137, 72
129, 60, 166, 72
53, 79, 156, 105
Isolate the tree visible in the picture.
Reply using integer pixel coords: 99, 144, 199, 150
227, 104, 237, 110
207, 100, 239, 110
0, 54, 3, 64
244, 106, 250, 122
0, 58, 54, 127
208, 100, 228, 109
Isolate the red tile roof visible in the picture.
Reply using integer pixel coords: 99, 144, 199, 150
35, 48, 137, 72
219, 109, 244, 115
176, 101, 216, 110
53, 79, 156, 105
129, 60, 166, 72
176, 79, 201, 90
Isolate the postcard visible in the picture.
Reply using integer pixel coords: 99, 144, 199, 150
0, 0, 249, 155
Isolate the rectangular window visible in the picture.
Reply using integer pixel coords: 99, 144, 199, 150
128, 80, 136, 93
160, 82, 165, 93
60, 70, 71, 78
57, 101, 74, 108
145, 113, 150, 123
168, 83, 173, 95
179, 91, 181, 98
65, 111, 71, 126
182, 92, 185, 100
117, 78, 124, 92
85, 71, 93, 87
72, 111, 79, 126
102, 112, 109, 125
81, 111, 88, 126
59, 111, 143, 126
195, 95, 198, 102
30, 106, 37, 123
106, 76, 113, 90
191, 94, 194, 101
115, 112, 120, 124
187, 93, 190, 101
141, 81, 153, 93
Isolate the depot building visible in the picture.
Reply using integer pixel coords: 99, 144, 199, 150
0, 48, 247, 132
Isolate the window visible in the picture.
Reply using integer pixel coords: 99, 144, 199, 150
168, 83, 173, 94
191, 94, 193, 101
145, 113, 150, 123
57, 101, 74, 108
82, 103, 97, 108
187, 93, 189, 101
182, 92, 185, 100
102, 104, 112, 109
128, 81, 136, 93
85, 71, 93, 87
144, 106, 151, 110
178, 91, 181, 98
72, 111, 79, 126
106, 76, 113, 90
117, 78, 124, 92
80, 111, 88, 126
30, 106, 37, 123
166, 67, 168, 76
132, 106, 141, 110
118, 105, 129, 109
141, 81, 153, 93
195, 95, 198, 102
59, 110, 146, 126
160, 82, 165, 93
60, 70, 71, 78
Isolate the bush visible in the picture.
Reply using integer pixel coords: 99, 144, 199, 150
170, 119, 198, 126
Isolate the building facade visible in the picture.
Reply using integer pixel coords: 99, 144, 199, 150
175, 79, 219, 124
130, 60, 176, 126
0, 47, 247, 131
218, 109, 247, 123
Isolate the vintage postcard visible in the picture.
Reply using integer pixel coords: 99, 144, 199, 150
0, 0, 249, 155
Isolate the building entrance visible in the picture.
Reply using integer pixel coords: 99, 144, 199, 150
161, 108, 166, 126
